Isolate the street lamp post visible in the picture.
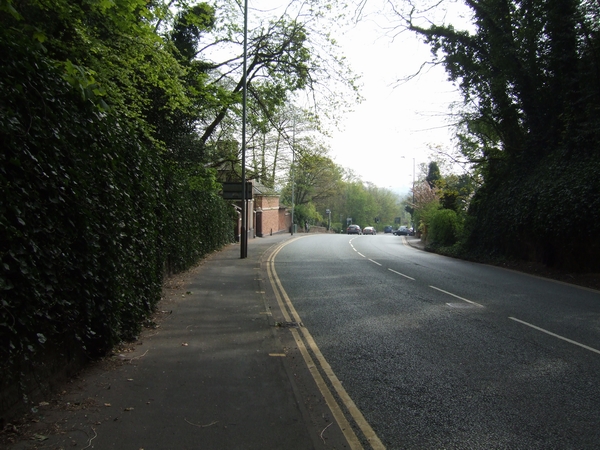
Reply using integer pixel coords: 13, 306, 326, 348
290, 119, 295, 235
240, 0, 248, 258
412, 157, 415, 233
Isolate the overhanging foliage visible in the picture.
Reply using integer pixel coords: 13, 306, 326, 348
403, 0, 600, 270
0, 0, 233, 412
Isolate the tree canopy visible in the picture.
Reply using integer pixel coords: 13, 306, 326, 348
394, 0, 600, 269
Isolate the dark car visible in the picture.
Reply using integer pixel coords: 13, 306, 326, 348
393, 226, 409, 236
362, 226, 376, 235
347, 224, 362, 235
383, 226, 393, 233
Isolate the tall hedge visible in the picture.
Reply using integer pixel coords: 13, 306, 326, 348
161, 164, 235, 275
465, 151, 600, 270
0, 0, 234, 413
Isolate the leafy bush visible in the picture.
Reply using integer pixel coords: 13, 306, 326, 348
428, 209, 462, 247
331, 222, 344, 233
416, 200, 440, 243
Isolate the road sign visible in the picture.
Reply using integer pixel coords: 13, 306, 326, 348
221, 182, 253, 200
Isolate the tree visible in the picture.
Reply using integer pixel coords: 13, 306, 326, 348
437, 174, 474, 213
280, 143, 343, 225
409, 180, 440, 239
153, 0, 362, 152
426, 161, 442, 188
365, 183, 403, 227
397, 0, 600, 269
150, 0, 362, 189
344, 181, 377, 227
197, 17, 312, 147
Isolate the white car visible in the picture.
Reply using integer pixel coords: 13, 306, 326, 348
362, 226, 376, 235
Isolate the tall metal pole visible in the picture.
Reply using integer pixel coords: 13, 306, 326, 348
412, 157, 415, 233
290, 118, 295, 235
240, 0, 248, 258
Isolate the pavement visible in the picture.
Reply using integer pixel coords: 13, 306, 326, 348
2, 234, 343, 449
2, 233, 426, 450
405, 235, 425, 250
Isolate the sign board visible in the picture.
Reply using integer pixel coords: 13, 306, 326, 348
221, 182, 253, 200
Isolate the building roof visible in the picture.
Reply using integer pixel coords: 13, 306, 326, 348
252, 181, 279, 197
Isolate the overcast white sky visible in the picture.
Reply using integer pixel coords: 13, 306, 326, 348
244, 0, 470, 194
326, 5, 467, 195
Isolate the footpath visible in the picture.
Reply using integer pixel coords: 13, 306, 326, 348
2, 233, 353, 450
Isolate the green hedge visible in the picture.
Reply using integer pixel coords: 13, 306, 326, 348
428, 209, 462, 247
465, 151, 600, 270
0, 31, 233, 409
160, 164, 235, 275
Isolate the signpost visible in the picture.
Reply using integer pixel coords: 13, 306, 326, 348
221, 182, 252, 258
221, 182, 253, 200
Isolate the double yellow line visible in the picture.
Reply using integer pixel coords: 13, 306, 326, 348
266, 238, 385, 450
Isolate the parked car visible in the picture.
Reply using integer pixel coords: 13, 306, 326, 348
383, 225, 393, 233
393, 226, 409, 236
362, 226, 376, 235
347, 224, 362, 235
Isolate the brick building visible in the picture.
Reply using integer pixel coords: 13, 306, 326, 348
230, 181, 291, 240
253, 182, 291, 237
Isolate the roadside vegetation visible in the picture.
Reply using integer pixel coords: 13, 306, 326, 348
0, 0, 362, 415
277, 145, 410, 233
394, 0, 600, 271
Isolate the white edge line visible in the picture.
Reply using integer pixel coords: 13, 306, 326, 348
509, 317, 600, 355
368, 259, 382, 266
357, 252, 365, 257
388, 268, 415, 280
429, 285, 483, 307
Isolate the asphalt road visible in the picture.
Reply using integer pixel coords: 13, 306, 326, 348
269, 233, 600, 449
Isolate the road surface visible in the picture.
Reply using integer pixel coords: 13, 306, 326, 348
267, 233, 600, 449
